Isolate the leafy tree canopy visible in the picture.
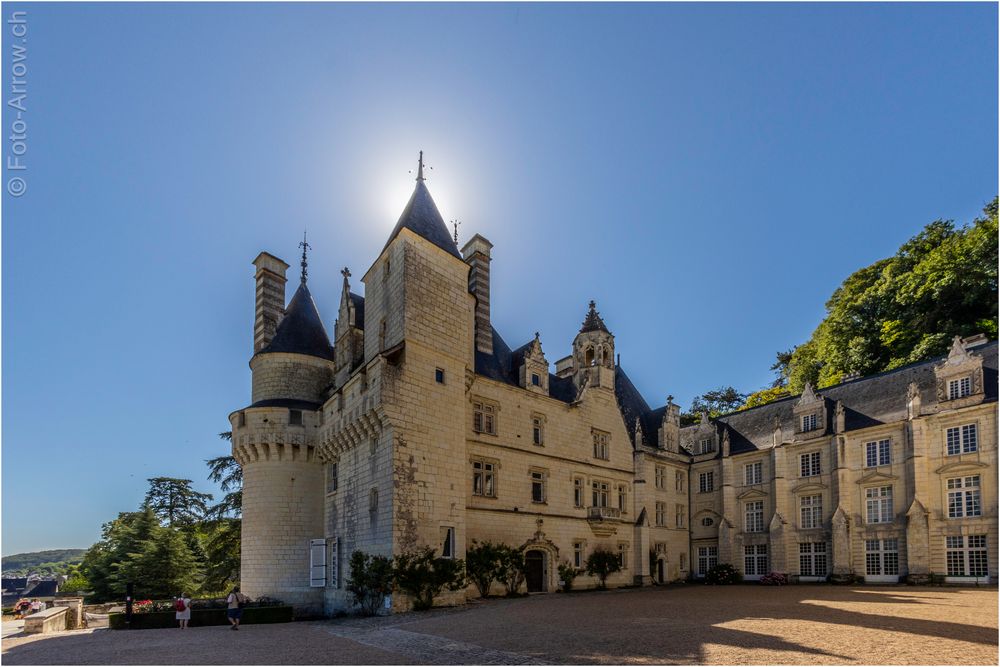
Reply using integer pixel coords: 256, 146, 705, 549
144, 477, 213, 527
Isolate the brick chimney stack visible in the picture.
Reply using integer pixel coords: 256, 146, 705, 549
461, 234, 494, 355
252, 252, 290, 354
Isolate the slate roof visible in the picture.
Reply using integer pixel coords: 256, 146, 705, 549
259, 283, 335, 361
349, 293, 365, 330
2, 578, 27, 592
672, 340, 999, 456
474, 327, 577, 404
23, 581, 58, 598
382, 181, 461, 259
248, 398, 323, 411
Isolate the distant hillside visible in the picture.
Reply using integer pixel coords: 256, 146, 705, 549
2, 549, 86, 577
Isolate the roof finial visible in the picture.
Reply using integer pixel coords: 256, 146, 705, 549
341, 266, 351, 289
299, 230, 311, 284
451, 219, 461, 244
416, 150, 425, 182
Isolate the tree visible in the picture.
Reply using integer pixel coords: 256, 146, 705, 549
393, 548, 466, 611
689, 386, 748, 417
346, 551, 394, 616
117, 523, 200, 599
585, 549, 621, 589
557, 561, 579, 592
465, 541, 503, 598
779, 200, 998, 391
206, 433, 242, 519
61, 567, 90, 595
495, 544, 526, 596
199, 518, 240, 593
80, 508, 160, 601
741, 386, 792, 410
144, 477, 213, 527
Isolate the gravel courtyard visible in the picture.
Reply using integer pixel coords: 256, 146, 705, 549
3, 585, 996, 665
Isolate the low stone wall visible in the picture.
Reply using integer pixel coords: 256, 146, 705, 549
53, 598, 83, 629
24, 607, 69, 634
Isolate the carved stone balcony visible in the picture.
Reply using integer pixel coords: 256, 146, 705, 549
587, 506, 621, 536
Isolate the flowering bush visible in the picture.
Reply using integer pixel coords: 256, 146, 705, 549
759, 572, 788, 586
704, 563, 741, 585
133, 599, 154, 613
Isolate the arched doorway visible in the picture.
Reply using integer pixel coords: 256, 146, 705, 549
657, 559, 665, 584
525, 550, 546, 592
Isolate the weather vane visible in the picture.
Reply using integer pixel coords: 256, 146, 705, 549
451, 219, 461, 244
299, 231, 311, 284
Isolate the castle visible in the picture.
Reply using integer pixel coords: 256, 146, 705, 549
229, 158, 997, 614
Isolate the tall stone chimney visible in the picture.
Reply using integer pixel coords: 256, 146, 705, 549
461, 234, 493, 355
252, 252, 290, 354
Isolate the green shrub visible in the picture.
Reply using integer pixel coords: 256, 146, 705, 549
108, 606, 292, 629
585, 549, 621, 589
704, 563, 741, 585
346, 551, 394, 616
557, 562, 579, 591
465, 541, 503, 598
393, 548, 466, 611
495, 544, 526, 596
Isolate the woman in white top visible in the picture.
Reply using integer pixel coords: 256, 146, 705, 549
175, 593, 192, 629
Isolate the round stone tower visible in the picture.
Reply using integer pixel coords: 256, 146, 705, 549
229, 251, 334, 614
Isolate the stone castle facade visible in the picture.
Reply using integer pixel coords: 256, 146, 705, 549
229, 165, 997, 614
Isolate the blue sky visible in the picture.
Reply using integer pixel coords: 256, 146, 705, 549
3, 3, 996, 555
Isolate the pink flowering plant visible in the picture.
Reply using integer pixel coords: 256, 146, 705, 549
759, 572, 788, 586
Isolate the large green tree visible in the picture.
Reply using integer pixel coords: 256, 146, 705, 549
116, 523, 200, 599
777, 199, 997, 392
144, 477, 213, 527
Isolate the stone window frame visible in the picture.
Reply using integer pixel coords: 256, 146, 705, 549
531, 372, 541, 387
945, 422, 979, 456
945, 535, 988, 577
864, 485, 893, 524
675, 470, 685, 492
675, 503, 686, 528
617, 483, 629, 514
799, 542, 828, 576
654, 465, 666, 490
369, 488, 379, 513
289, 409, 303, 426
326, 461, 339, 495
435, 367, 446, 384
801, 413, 818, 432
948, 376, 972, 400
529, 468, 548, 504
572, 475, 585, 508
865, 438, 892, 468
592, 429, 611, 461
799, 493, 823, 529
471, 457, 498, 498
472, 398, 499, 436
617, 542, 629, 570
800, 451, 822, 478
655, 501, 666, 527
698, 471, 715, 494
531, 413, 546, 447
572, 540, 586, 568
744, 544, 768, 577
744, 461, 763, 486
696, 545, 718, 576
865, 538, 899, 576
591, 478, 610, 508
946, 475, 981, 518
441, 526, 456, 559
744, 500, 765, 533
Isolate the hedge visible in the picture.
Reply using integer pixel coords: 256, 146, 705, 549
109, 606, 293, 629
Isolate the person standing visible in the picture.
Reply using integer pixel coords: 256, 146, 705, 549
175, 593, 192, 629
225, 587, 246, 631
29, 599, 40, 615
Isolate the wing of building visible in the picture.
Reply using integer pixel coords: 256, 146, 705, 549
229, 165, 997, 615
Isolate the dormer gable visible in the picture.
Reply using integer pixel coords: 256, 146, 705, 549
934, 335, 985, 406
517, 332, 550, 395
686, 414, 717, 456
793, 382, 826, 438
661, 398, 681, 452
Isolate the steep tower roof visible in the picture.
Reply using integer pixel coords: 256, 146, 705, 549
259, 283, 335, 361
382, 153, 461, 259
579, 300, 611, 334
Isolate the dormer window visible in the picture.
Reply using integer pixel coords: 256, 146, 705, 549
948, 377, 972, 400
801, 413, 818, 432
697, 438, 715, 455
531, 373, 541, 386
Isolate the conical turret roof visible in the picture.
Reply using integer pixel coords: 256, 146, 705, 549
382, 180, 461, 259
260, 283, 335, 361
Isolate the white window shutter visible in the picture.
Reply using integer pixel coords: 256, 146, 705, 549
310, 539, 326, 587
